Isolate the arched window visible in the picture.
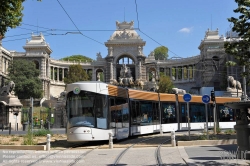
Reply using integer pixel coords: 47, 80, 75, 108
116, 55, 135, 81
33, 60, 39, 70
117, 56, 134, 65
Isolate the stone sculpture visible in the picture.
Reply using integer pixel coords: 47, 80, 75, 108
172, 88, 186, 94
227, 76, 242, 91
0, 81, 15, 96
97, 73, 101, 81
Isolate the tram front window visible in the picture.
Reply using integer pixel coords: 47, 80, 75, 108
67, 92, 95, 128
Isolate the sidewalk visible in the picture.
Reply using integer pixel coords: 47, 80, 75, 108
179, 144, 249, 166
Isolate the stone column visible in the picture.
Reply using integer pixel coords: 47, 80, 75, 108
48, 60, 50, 79
57, 67, 59, 82
181, 66, 184, 81
110, 62, 113, 80
176, 67, 178, 81
52, 67, 55, 81
6, 60, 8, 74
62, 68, 64, 81
139, 60, 141, 80
187, 66, 190, 81
170, 67, 172, 78
1, 57, 4, 73
192, 65, 195, 80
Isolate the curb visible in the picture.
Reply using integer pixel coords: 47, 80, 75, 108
0, 145, 46, 150
177, 139, 237, 146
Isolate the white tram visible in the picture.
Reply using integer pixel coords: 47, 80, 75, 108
66, 81, 240, 142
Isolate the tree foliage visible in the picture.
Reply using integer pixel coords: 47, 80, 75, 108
8, 59, 43, 99
0, 0, 24, 36
158, 75, 174, 93
0, 0, 41, 36
60, 55, 93, 62
154, 46, 169, 60
224, 0, 250, 76
64, 64, 89, 84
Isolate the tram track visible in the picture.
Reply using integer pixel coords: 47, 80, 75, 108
113, 135, 171, 166
155, 138, 171, 166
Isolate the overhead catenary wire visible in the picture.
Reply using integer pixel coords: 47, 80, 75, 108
4, 0, 181, 59
56, 0, 104, 45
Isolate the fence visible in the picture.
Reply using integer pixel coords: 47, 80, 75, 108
21, 106, 66, 129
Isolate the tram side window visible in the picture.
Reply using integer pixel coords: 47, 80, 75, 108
218, 105, 234, 122
162, 103, 176, 123
140, 101, 153, 125
110, 98, 116, 128
131, 101, 136, 125
95, 95, 108, 129
131, 101, 140, 125
190, 104, 205, 122
109, 97, 128, 128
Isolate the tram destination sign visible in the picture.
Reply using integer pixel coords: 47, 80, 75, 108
183, 93, 192, 102
202, 95, 210, 104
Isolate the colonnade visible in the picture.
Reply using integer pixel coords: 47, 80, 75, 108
161, 65, 195, 82
50, 66, 93, 82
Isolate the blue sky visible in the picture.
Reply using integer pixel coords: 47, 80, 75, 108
2, 0, 238, 60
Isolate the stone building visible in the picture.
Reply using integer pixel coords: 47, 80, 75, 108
0, 21, 242, 100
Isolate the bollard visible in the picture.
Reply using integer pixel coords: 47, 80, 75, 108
109, 133, 113, 149
171, 130, 176, 147
204, 123, 207, 133
46, 134, 51, 151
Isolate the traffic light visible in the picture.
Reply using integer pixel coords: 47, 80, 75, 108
211, 90, 215, 101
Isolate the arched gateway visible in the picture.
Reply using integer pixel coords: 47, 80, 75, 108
105, 21, 146, 86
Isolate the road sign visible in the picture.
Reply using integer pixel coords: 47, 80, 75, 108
183, 93, 192, 102
202, 95, 210, 104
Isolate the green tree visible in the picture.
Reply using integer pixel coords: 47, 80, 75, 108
8, 59, 43, 99
0, 0, 41, 36
64, 64, 89, 84
154, 46, 169, 60
224, 0, 250, 77
60, 55, 93, 62
158, 75, 174, 93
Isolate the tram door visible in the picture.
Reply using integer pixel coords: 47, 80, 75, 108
180, 103, 188, 130
110, 98, 129, 139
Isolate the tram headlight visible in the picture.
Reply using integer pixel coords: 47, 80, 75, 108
83, 129, 91, 133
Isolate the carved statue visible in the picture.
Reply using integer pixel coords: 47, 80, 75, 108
97, 73, 101, 81
96, 52, 102, 60
138, 46, 142, 56
0, 81, 15, 96
135, 79, 144, 89
119, 78, 123, 86
227, 76, 242, 90
112, 79, 119, 85
151, 71, 155, 82
172, 88, 186, 94
149, 51, 155, 57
